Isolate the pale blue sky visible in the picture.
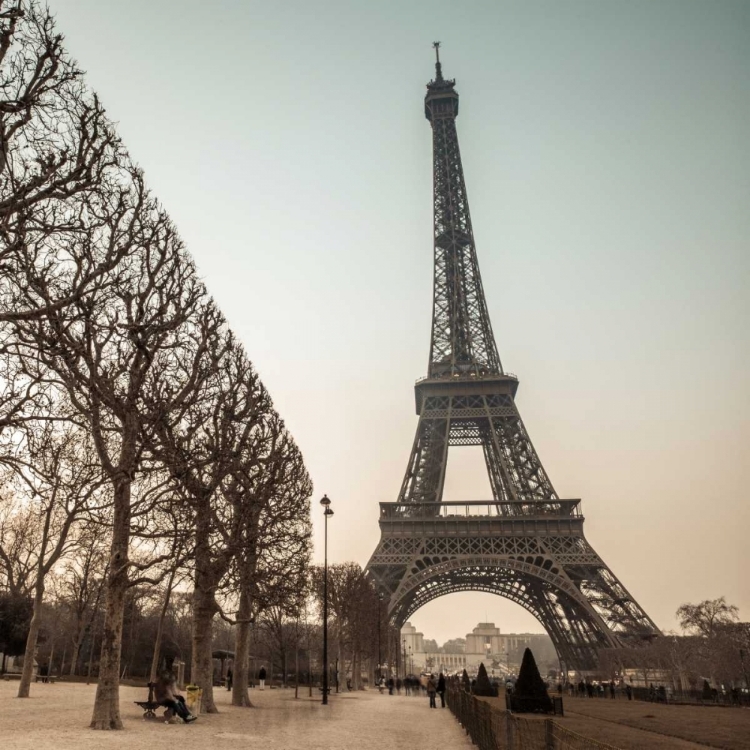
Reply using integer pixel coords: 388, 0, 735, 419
49, 0, 749, 643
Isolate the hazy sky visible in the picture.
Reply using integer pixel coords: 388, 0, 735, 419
49, 0, 749, 646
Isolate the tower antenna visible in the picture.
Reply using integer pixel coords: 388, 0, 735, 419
432, 41, 443, 81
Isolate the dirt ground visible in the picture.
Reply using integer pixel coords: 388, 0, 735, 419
0, 680, 474, 750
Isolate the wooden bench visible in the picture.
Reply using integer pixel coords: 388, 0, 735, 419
35, 673, 57, 684
134, 682, 174, 721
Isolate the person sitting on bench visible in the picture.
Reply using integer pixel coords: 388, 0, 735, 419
154, 670, 197, 723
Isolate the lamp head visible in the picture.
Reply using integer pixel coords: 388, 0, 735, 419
320, 494, 331, 507
324, 508, 334, 517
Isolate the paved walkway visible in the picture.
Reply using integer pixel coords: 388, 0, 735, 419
0, 681, 475, 750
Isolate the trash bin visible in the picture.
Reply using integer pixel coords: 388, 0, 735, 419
185, 685, 203, 715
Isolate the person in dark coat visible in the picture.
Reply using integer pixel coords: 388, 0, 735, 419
437, 673, 446, 708
427, 675, 437, 708
258, 666, 267, 690
154, 670, 197, 723
226, 668, 233, 691
387, 676, 395, 695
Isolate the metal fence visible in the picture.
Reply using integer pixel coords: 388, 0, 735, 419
446, 685, 621, 750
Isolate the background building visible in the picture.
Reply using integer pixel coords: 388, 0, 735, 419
400, 621, 557, 676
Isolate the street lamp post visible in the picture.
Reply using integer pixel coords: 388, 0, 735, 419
320, 494, 334, 705
402, 638, 407, 679
377, 593, 384, 680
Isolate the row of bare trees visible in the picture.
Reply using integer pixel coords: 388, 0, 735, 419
0, 1, 312, 730
599, 597, 749, 690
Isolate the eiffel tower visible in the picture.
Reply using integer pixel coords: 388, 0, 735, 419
366, 45, 660, 672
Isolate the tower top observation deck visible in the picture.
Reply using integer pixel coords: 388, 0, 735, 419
425, 41, 459, 121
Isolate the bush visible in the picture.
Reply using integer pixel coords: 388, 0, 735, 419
508, 648, 554, 713
473, 662, 498, 697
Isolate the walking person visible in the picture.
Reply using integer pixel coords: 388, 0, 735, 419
388, 676, 395, 695
427, 675, 437, 708
437, 672, 446, 708
226, 667, 233, 691
258, 666, 267, 690
609, 680, 615, 699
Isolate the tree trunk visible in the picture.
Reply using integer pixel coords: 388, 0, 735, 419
231, 587, 253, 707
191, 586, 217, 713
90, 478, 131, 730
337, 632, 342, 693
86, 615, 99, 684
295, 635, 299, 699
69, 636, 83, 677
17, 579, 45, 698
149, 567, 177, 682
191, 510, 220, 713
352, 646, 360, 690
47, 642, 55, 679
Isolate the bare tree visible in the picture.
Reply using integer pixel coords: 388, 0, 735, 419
0, 1, 121, 323
57, 531, 108, 676
311, 562, 379, 691
0, 1, 311, 728
7, 178, 209, 726
228, 421, 312, 707
0, 489, 38, 597
2, 420, 106, 697
144, 327, 277, 713
677, 597, 740, 639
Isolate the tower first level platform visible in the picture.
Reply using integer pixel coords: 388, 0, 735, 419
367, 499, 659, 672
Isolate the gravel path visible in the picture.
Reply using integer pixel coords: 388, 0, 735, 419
0, 681, 475, 750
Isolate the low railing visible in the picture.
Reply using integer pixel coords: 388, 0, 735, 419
446, 683, 621, 750
380, 500, 582, 520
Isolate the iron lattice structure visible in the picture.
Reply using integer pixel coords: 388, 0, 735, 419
366, 48, 660, 672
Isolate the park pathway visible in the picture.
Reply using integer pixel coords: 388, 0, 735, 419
0, 681, 475, 750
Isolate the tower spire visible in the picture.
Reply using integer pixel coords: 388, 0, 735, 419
433, 40, 443, 81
